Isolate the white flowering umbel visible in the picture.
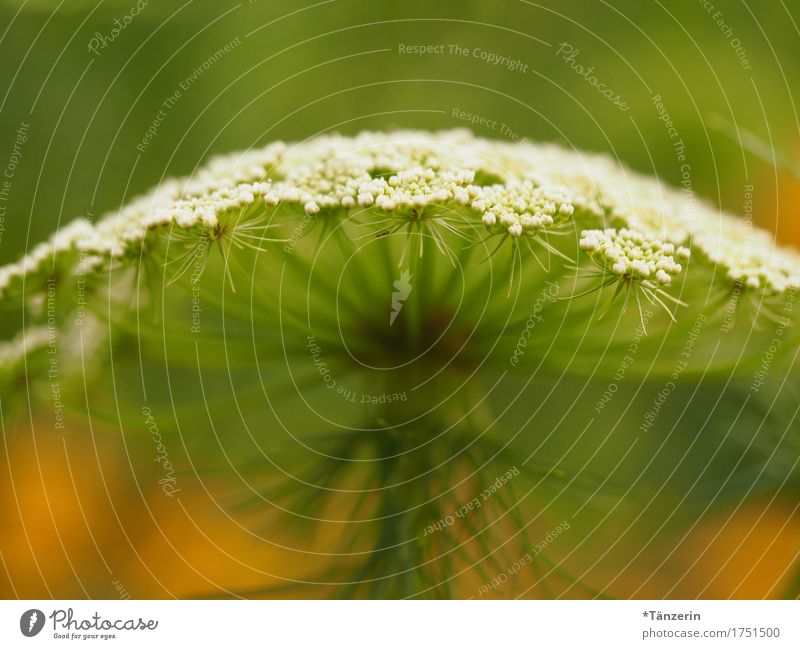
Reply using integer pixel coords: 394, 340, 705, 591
1, 127, 798, 379
1, 130, 798, 304
2, 130, 799, 598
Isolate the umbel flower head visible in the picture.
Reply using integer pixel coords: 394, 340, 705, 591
2, 130, 799, 598
1, 129, 798, 305
2, 128, 798, 382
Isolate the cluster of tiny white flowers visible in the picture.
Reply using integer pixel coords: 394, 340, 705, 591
488, 140, 800, 293
0, 129, 798, 302
273, 134, 573, 231
478, 179, 574, 237
690, 220, 799, 291
0, 219, 94, 294
580, 228, 690, 286
78, 182, 273, 263
281, 162, 481, 214
356, 167, 479, 213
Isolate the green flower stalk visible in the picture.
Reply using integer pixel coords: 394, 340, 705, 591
2, 130, 799, 598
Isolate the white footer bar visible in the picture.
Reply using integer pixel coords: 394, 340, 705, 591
1, 600, 796, 648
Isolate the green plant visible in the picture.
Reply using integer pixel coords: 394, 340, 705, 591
2, 130, 798, 598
